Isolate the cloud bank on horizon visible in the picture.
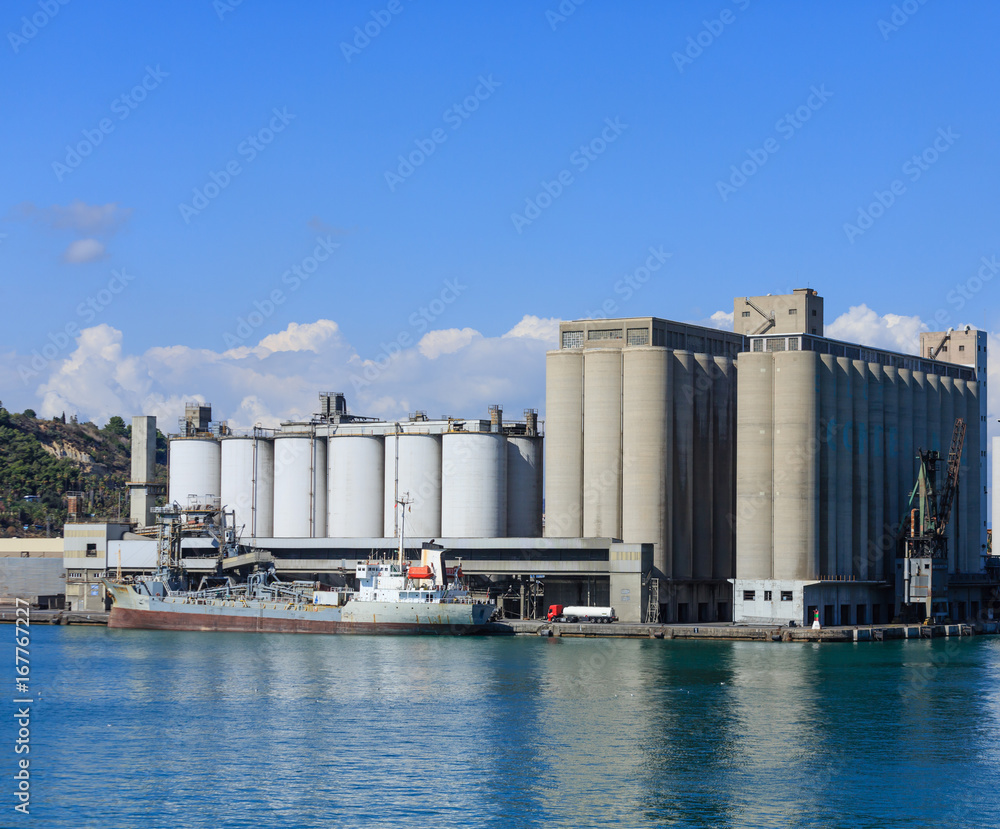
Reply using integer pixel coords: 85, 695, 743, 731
3, 306, 996, 444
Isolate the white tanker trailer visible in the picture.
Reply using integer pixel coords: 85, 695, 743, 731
546, 604, 617, 623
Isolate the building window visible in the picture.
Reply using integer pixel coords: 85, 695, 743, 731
812, 309, 817, 316
626, 328, 650, 346
743, 590, 756, 601
780, 591, 793, 602
766, 338, 786, 352
788, 308, 797, 314
811, 328, 817, 334
787, 338, 799, 351
587, 329, 623, 341
752, 339, 764, 352
764, 590, 772, 601
561, 331, 583, 349
959, 345, 965, 352
741, 311, 751, 317
85, 543, 97, 558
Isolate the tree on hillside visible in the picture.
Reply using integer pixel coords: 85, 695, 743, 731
23, 409, 36, 419
104, 416, 128, 437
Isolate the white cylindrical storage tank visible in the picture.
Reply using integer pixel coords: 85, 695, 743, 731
441, 432, 507, 537
507, 435, 543, 537
328, 434, 385, 537
735, 351, 773, 581
272, 435, 327, 538
383, 434, 441, 539
544, 349, 584, 537
221, 435, 274, 538
168, 437, 221, 509
583, 349, 623, 539
773, 351, 820, 581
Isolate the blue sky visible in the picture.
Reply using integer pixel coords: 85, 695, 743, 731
2, 0, 999, 431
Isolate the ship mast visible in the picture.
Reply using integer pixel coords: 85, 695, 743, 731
395, 491, 412, 568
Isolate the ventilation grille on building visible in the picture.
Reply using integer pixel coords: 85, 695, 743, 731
561, 331, 583, 348
626, 328, 650, 346
587, 329, 623, 341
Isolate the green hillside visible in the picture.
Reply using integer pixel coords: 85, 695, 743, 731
0, 406, 167, 537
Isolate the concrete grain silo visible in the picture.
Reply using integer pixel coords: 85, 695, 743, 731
384, 433, 441, 539
506, 435, 543, 537
544, 349, 584, 537
582, 348, 622, 539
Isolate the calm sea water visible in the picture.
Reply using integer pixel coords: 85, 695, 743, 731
7, 626, 1000, 828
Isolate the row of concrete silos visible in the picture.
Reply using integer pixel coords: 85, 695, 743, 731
167, 431, 543, 539
545, 346, 736, 582
737, 350, 981, 582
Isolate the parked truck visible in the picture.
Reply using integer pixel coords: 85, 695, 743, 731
546, 604, 617, 623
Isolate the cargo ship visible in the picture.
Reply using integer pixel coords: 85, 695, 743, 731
104, 501, 495, 635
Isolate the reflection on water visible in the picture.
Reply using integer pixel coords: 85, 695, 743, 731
20, 628, 1000, 828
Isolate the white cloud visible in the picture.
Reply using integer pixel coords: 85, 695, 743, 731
502, 315, 561, 344
12, 200, 132, 235
826, 304, 928, 353
62, 238, 107, 264
418, 327, 480, 359
709, 310, 734, 330
19, 314, 552, 430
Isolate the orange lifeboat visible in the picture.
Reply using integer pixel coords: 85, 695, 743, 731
407, 566, 434, 580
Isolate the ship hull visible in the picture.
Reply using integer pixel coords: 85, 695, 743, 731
105, 583, 493, 636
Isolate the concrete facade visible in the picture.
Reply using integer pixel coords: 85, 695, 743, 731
545, 317, 743, 622
734, 288, 824, 337
63, 522, 130, 611
129, 415, 157, 528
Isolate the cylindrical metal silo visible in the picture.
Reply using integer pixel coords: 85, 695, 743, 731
851, 361, 869, 579
168, 437, 221, 510
272, 434, 327, 538
835, 358, 853, 577
221, 435, 274, 538
622, 347, 670, 577
712, 356, 735, 582
735, 352, 773, 580
583, 349, 622, 539
672, 350, 695, 580
772, 351, 820, 581
383, 433, 442, 539
506, 436, 543, 537
819, 355, 838, 577
328, 435, 384, 538
441, 432, 507, 537
544, 349, 584, 537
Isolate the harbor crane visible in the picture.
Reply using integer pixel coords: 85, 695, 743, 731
896, 418, 965, 623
